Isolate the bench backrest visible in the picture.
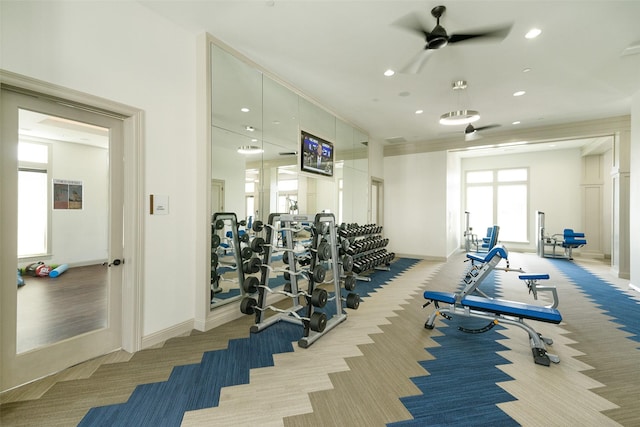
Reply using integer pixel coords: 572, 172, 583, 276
460, 244, 508, 298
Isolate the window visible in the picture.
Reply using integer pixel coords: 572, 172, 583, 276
465, 168, 528, 243
18, 141, 51, 257
245, 195, 254, 220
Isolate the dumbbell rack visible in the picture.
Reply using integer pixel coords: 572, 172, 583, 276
242, 212, 354, 348
211, 212, 245, 307
338, 223, 395, 282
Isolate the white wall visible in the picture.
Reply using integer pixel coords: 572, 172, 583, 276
212, 144, 246, 217
463, 148, 583, 253
51, 141, 109, 266
630, 91, 640, 287
1, 1, 197, 336
368, 139, 384, 180
384, 151, 447, 259
446, 152, 461, 256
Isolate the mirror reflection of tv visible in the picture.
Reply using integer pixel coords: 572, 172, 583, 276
300, 130, 334, 177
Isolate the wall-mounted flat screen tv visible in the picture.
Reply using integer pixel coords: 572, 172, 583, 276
300, 130, 334, 178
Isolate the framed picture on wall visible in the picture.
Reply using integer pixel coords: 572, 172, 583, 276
53, 179, 83, 210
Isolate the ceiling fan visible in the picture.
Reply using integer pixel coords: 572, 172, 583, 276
464, 123, 500, 141
394, 5, 512, 73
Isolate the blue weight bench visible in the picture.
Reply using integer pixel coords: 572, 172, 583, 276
542, 228, 587, 260
471, 225, 499, 253
423, 247, 562, 366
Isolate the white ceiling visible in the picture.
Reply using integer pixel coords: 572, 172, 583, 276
138, 0, 640, 152
19, 1, 640, 157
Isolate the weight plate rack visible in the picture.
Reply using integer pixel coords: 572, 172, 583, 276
338, 223, 395, 283
239, 212, 359, 348
211, 212, 246, 308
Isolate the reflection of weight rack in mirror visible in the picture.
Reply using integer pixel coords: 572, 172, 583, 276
210, 212, 248, 308
338, 223, 395, 283
239, 212, 360, 348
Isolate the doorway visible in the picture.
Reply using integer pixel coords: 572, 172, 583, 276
371, 177, 384, 227
211, 179, 225, 214
1, 77, 142, 392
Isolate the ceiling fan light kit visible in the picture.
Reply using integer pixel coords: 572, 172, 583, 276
439, 110, 480, 125
237, 145, 263, 155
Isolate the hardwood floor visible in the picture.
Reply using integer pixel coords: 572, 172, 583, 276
17, 264, 108, 353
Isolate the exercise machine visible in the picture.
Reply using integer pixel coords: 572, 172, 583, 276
536, 211, 587, 260
462, 212, 499, 253
423, 245, 562, 366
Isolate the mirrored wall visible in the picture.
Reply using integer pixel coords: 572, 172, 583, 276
210, 43, 369, 310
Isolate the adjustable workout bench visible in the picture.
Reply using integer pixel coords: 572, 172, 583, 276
423, 246, 562, 366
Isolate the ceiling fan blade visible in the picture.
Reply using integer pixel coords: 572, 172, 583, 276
474, 124, 501, 132
448, 24, 513, 44
392, 11, 431, 39
400, 49, 434, 74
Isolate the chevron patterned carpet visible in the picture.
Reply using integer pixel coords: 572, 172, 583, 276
1, 252, 639, 426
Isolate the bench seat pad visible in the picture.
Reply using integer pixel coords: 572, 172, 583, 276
423, 291, 457, 304
563, 239, 587, 247
461, 295, 562, 324
518, 273, 549, 281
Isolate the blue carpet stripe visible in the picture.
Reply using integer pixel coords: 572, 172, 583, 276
389, 265, 519, 426
79, 258, 419, 426
547, 259, 640, 343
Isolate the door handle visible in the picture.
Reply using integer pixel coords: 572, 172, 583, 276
107, 259, 124, 267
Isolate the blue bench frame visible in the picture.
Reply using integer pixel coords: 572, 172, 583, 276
423, 246, 562, 366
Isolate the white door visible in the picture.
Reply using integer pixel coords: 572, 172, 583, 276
211, 179, 225, 213
371, 178, 384, 226
1, 88, 124, 391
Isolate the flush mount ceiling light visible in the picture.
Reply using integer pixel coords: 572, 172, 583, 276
439, 80, 480, 126
237, 145, 263, 155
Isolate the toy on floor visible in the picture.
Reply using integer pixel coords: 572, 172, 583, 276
49, 264, 69, 278
17, 269, 25, 287
25, 261, 52, 277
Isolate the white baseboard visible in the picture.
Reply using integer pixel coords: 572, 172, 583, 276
141, 319, 195, 349
629, 283, 640, 293
395, 253, 447, 262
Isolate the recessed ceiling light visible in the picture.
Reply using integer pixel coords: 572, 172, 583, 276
522, 68, 531, 73
513, 91, 526, 97
512, 121, 521, 125
241, 107, 250, 112
384, 69, 395, 77
525, 28, 542, 39
415, 110, 424, 114
245, 125, 255, 132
